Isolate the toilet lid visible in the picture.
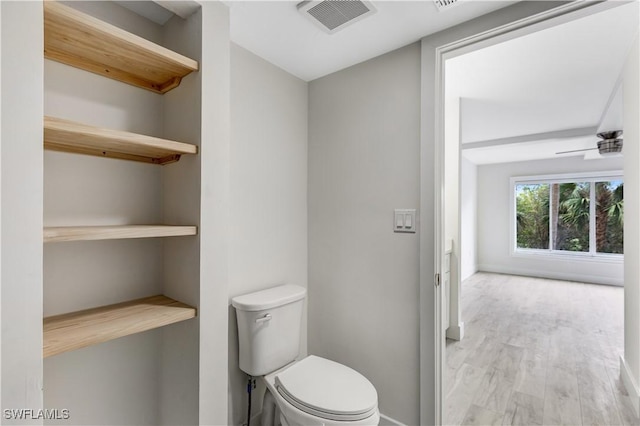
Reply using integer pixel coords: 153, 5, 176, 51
275, 355, 378, 421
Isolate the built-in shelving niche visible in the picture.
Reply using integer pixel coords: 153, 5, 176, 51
44, 116, 198, 165
42, 1, 200, 363
44, 1, 198, 94
43, 225, 198, 243
44, 295, 197, 358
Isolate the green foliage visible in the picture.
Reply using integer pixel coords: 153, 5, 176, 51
607, 183, 624, 226
568, 238, 583, 252
516, 184, 549, 249
559, 183, 590, 228
556, 182, 589, 252
597, 181, 623, 254
515, 180, 623, 254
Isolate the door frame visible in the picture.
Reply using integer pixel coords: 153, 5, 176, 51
425, 1, 630, 424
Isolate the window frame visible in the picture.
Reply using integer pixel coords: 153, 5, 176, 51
510, 170, 623, 263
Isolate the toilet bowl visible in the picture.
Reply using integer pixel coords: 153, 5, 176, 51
231, 285, 380, 426
262, 355, 379, 426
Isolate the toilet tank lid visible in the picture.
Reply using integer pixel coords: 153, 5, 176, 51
231, 285, 306, 311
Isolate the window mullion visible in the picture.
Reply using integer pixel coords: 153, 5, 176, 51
549, 183, 553, 251
589, 182, 596, 254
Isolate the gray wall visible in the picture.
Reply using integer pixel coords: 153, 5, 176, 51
308, 43, 421, 425
228, 44, 308, 426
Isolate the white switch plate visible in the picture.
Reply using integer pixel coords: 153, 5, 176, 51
394, 209, 416, 233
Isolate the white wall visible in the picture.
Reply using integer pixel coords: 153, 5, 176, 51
622, 31, 640, 416
476, 155, 624, 285
444, 97, 460, 247
1, 2, 44, 423
228, 44, 308, 426
444, 96, 463, 340
460, 156, 478, 281
308, 43, 421, 425
599, 82, 623, 134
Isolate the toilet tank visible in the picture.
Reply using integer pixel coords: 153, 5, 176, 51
231, 285, 306, 376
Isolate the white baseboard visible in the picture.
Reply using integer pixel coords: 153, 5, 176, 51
461, 264, 478, 282
379, 413, 408, 426
249, 407, 407, 426
240, 411, 262, 426
251, 409, 405, 425
477, 264, 623, 286
620, 356, 640, 417
445, 322, 464, 341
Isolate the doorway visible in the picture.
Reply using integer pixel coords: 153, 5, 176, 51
425, 1, 640, 424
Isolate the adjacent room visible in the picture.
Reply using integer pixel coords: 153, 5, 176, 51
442, 3, 638, 425
2, 1, 640, 426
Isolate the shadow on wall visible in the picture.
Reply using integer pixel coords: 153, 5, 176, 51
228, 306, 266, 425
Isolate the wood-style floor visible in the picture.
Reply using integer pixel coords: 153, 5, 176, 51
444, 272, 639, 426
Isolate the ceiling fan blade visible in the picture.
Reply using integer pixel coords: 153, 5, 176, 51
555, 147, 598, 155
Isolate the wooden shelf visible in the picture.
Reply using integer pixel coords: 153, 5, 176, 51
44, 225, 197, 243
44, 1, 199, 94
44, 116, 198, 165
44, 295, 197, 358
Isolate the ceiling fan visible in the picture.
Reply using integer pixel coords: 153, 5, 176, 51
556, 130, 623, 156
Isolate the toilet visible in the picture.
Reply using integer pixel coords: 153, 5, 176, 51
232, 285, 380, 426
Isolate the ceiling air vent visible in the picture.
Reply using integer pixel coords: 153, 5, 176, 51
433, 0, 460, 12
297, 0, 377, 34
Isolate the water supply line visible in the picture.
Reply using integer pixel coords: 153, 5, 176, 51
245, 376, 255, 426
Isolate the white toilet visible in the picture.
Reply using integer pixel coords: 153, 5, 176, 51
232, 285, 380, 426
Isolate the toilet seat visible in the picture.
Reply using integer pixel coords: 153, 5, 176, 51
274, 356, 378, 422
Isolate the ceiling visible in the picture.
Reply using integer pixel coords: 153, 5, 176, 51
128, 1, 637, 165
446, 2, 638, 165
224, 1, 516, 81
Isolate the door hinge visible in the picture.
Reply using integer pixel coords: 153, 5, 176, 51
435, 273, 441, 287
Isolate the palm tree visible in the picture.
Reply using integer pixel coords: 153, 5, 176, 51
595, 182, 612, 252
599, 182, 624, 253
608, 182, 624, 226
558, 183, 590, 251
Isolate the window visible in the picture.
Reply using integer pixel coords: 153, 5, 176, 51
512, 172, 623, 256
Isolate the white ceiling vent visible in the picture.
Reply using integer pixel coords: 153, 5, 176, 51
297, 0, 377, 34
433, 0, 461, 12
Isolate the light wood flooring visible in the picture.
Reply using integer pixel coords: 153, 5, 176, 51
444, 272, 639, 426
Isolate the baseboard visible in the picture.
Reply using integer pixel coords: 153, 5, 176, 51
461, 264, 478, 282
249, 407, 407, 426
379, 413, 408, 426
445, 322, 464, 341
240, 411, 262, 426
248, 404, 407, 426
620, 356, 640, 417
477, 264, 623, 286
251, 412, 262, 425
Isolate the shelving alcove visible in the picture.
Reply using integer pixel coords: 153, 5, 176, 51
42, 1, 201, 359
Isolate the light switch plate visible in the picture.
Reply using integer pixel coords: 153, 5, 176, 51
394, 209, 416, 233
